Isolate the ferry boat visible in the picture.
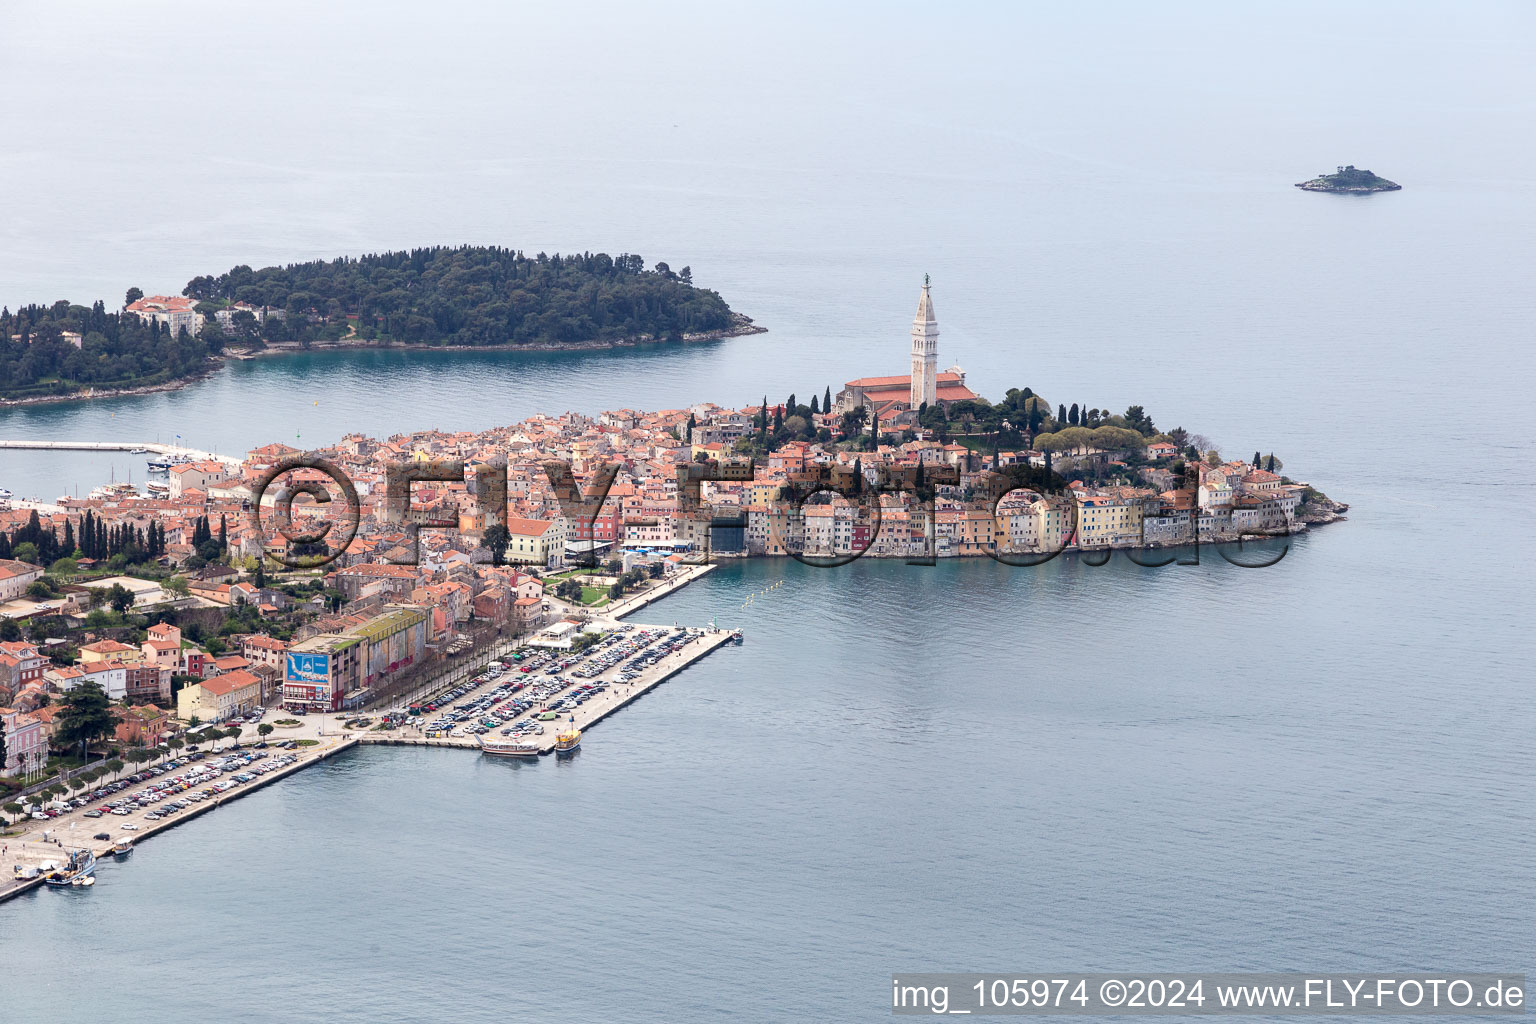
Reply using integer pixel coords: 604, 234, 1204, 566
145, 481, 170, 497
555, 727, 582, 754
146, 455, 175, 472
43, 849, 96, 887
112, 838, 133, 857
479, 736, 541, 758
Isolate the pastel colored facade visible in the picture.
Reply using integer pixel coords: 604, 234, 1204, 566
0, 641, 47, 689
79, 638, 142, 665
0, 705, 47, 778
169, 460, 233, 499
125, 294, 201, 337
177, 669, 263, 723
504, 516, 567, 568
241, 634, 290, 672
0, 558, 46, 602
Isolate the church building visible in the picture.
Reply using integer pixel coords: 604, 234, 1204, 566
835, 277, 977, 427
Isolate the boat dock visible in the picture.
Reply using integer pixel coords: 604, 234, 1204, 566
1, 734, 359, 905
2, 575, 734, 904
360, 620, 736, 754
0, 440, 241, 468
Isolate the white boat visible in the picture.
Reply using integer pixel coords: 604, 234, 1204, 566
112, 839, 133, 857
43, 849, 95, 887
0, 487, 12, 499
146, 455, 175, 471
479, 736, 541, 758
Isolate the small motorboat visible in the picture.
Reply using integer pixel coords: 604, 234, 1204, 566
112, 839, 133, 857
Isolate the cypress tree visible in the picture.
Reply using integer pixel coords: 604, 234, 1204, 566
1069, 403, 1079, 426
1058, 403, 1067, 426
810, 394, 819, 415
823, 385, 832, 413
1266, 454, 1275, 472
218, 513, 227, 550
1253, 451, 1261, 468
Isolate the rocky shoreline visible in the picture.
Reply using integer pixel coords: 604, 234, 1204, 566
1296, 495, 1350, 526
0, 316, 766, 408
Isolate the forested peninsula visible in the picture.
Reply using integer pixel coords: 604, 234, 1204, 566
0, 247, 755, 402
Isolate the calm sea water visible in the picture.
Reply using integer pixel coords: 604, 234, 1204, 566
2, 1, 1534, 1020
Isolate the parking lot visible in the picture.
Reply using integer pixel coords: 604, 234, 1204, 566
370, 622, 730, 751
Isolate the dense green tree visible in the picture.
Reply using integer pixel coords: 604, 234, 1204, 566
57, 682, 114, 759
106, 583, 136, 614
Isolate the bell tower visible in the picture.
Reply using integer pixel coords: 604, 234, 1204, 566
910, 275, 939, 408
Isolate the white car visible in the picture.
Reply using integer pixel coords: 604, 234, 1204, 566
120, 823, 140, 831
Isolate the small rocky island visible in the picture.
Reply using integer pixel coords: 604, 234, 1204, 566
1295, 165, 1401, 193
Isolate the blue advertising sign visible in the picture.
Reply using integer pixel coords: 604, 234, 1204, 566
287, 652, 331, 684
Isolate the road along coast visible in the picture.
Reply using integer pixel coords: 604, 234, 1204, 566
1, 575, 735, 904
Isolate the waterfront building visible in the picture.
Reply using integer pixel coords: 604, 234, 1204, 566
124, 294, 201, 336
283, 634, 362, 712
177, 669, 263, 723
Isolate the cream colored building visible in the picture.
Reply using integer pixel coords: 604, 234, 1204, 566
177, 669, 262, 723
504, 516, 567, 568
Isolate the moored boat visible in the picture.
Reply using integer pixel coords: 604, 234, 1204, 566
43, 849, 96, 887
112, 839, 133, 857
479, 736, 541, 758
555, 727, 581, 754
